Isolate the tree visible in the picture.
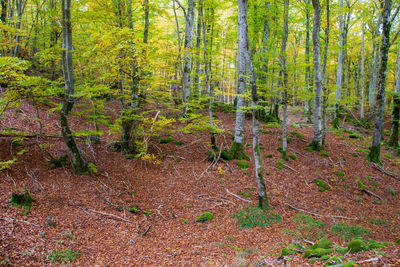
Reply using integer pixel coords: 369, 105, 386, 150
321, 0, 330, 145
334, 0, 345, 120
389, 44, 400, 148
60, 0, 87, 174
181, 0, 196, 109
311, 0, 322, 150
238, 0, 269, 209
368, 0, 393, 164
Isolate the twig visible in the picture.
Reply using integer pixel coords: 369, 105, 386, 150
285, 203, 356, 220
371, 163, 400, 181
225, 189, 252, 203
141, 224, 151, 236
0, 217, 40, 228
74, 205, 136, 224
222, 160, 234, 173
359, 188, 383, 201
282, 163, 299, 173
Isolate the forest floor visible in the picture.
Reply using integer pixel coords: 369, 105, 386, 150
1, 100, 400, 266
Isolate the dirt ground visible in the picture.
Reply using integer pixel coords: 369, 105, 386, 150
1, 101, 399, 266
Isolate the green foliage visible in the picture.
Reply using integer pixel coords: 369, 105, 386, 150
331, 223, 370, 240
239, 191, 251, 198
49, 155, 69, 170
46, 248, 79, 262
290, 131, 304, 139
236, 160, 249, 170
232, 206, 281, 229
159, 136, 174, 144
367, 217, 390, 226
174, 140, 183, 146
10, 189, 35, 213
294, 213, 324, 230
386, 187, 396, 196
276, 160, 285, 170
220, 149, 234, 161
356, 178, 365, 189
197, 212, 213, 222
265, 153, 273, 158
320, 151, 330, 157
289, 154, 297, 160
314, 179, 329, 192
87, 162, 98, 173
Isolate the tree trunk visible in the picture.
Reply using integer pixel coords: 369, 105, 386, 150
389, 44, 400, 148
304, 0, 312, 122
181, 0, 196, 108
239, 0, 269, 210
369, 46, 380, 117
321, 0, 330, 145
60, 0, 86, 174
280, 0, 289, 159
231, 0, 249, 160
368, 0, 392, 164
334, 0, 344, 119
311, 0, 322, 150
195, 6, 202, 96
143, 0, 149, 44
360, 25, 365, 119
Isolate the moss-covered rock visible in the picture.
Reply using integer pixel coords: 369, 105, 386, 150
342, 261, 357, 267
280, 243, 302, 256
316, 237, 332, 249
197, 212, 213, 222
303, 248, 333, 258
347, 239, 367, 253
220, 149, 234, 161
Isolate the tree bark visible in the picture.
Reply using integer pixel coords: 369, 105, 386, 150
334, 0, 344, 119
311, 0, 322, 150
321, 0, 330, 145
181, 0, 196, 108
231, 0, 249, 160
60, 0, 86, 174
1, 0, 7, 23
368, 0, 392, 164
280, 0, 289, 159
239, 0, 269, 210
360, 25, 365, 119
389, 44, 400, 147
304, 0, 312, 122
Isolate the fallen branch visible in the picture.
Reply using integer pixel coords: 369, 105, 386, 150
282, 163, 300, 174
359, 188, 383, 201
74, 205, 136, 225
225, 189, 252, 203
285, 203, 356, 220
0, 217, 40, 228
371, 163, 400, 181
140, 224, 151, 236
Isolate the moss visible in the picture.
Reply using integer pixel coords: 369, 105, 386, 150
236, 161, 249, 170
395, 238, 400, 244
174, 141, 183, 146
125, 154, 135, 159
309, 141, 324, 152
230, 141, 250, 160
220, 149, 234, 161
303, 248, 333, 258
197, 212, 213, 222
276, 160, 285, 170
160, 136, 174, 144
265, 153, 273, 158
289, 154, 297, 160
320, 151, 330, 157
342, 261, 357, 267
305, 146, 313, 152
335, 248, 348, 254
281, 243, 302, 256
367, 145, 382, 165
349, 133, 362, 139
357, 179, 365, 189
49, 154, 69, 170
314, 179, 329, 192
316, 237, 332, 249
347, 239, 367, 253
10, 189, 35, 212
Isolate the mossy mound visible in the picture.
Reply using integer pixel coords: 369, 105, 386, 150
281, 243, 302, 256
220, 149, 234, 161
10, 189, 35, 212
236, 161, 249, 170
303, 248, 333, 258
197, 212, 213, 222
49, 154, 69, 170
347, 239, 367, 253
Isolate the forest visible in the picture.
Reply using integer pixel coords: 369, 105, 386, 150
1, 0, 400, 265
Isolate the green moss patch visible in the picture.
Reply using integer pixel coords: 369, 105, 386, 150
197, 212, 213, 222
232, 206, 281, 229
160, 136, 174, 144
236, 160, 249, 170
315, 179, 329, 192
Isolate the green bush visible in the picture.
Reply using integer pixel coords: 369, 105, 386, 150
232, 206, 281, 228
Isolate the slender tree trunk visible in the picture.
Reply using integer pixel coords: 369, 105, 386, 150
13, 0, 26, 57
181, 0, 196, 108
321, 0, 330, 144
368, 0, 392, 164
231, 0, 249, 160
311, 0, 322, 150
60, 0, 86, 174
239, 0, 269, 210
360, 25, 365, 119
305, 0, 312, 122
369, 46, 380, 117
334, 0, 344, 120
143, 0, 149, 44
280, 0, 289, 159
389, 44, 400, 148
195, 6, 202, 96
